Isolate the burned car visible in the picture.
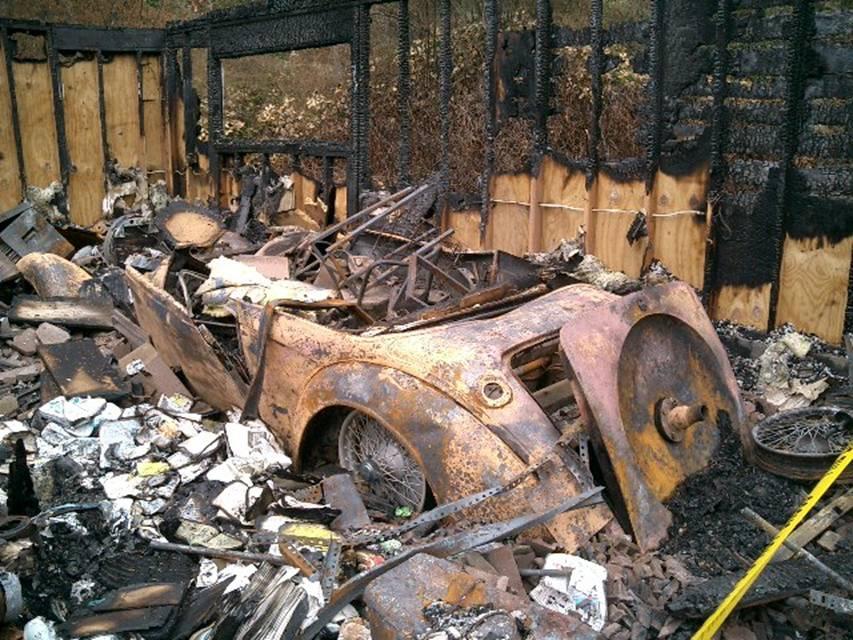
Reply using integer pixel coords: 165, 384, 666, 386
130, 259, 743, 550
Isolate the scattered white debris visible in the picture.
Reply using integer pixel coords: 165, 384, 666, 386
530, 554, 608, 632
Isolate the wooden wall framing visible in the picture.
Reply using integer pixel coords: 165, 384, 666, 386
0, 26, 169, 228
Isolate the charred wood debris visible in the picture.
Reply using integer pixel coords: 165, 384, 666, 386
0, 163, 849, 640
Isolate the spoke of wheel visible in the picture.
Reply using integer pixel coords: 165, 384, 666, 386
339, 411, 426, 511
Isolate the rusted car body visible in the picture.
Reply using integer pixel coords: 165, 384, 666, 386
129, 259, 745, 550
233, 284, 620, 549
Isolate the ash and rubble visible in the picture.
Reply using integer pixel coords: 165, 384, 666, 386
0, 164, 850, 640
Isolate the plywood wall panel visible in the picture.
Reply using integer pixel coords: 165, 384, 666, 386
775, 235, 852, 343
446, 209, 483, 250
593, 174, 646, 278
13, 61, 60, 188
539, 157, 585, 251
62, 59, 104, 227
712, 284, 771, 331
103, 55, 143, 168
651, 166, 709, 289
489, 173, 529, 256
0, 44, 21, 209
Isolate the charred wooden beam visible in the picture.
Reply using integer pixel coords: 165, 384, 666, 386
438, 0, 452, 217
480, 0, 498, 240
533, 0, 552, 155
46, 27, 71, 192
768, 0, 813, 327
397, 0, 412, 187
702, 0, 730, 303
51, 26, 164, 52
645, 0, 664, 193
96, 51, 110, 181
587, 0, 604, 188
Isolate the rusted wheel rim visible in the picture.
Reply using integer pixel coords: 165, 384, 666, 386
338, 410, 427, 512
753, 406, 852, 458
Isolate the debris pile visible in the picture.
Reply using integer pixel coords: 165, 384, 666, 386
0, 170, 851, 638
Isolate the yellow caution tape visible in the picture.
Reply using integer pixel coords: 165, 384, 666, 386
692, 440, 853, 640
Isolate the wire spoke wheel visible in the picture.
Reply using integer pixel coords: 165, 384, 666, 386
751, 406, 853, 482
338, 410, 427, 513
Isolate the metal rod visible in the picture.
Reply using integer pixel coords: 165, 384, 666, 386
296, 183, 431, 275
741, 507, 853, 593
340, 227, 438, 286
296, 185, 415, 253
149, 540, 288, 567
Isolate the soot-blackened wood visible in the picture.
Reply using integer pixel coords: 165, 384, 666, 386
46, 28, 71, 193
136, 51, 145, 138
587, 0, 604, 189
182, 46, 198, 167
164, 47, 185, 195
210, 7, 353, 58
768, 0, 813, 328
703, 0, 730, 303
438, 0, 452, 214
96, 52, 110, 184
207, 51, 223, 201
397, 0, 412, 187
668, 553, 853, 619
645, 0, 664, 194
480, 0, 498, 239
533, 0, 551, 155
51, 26, 164, 53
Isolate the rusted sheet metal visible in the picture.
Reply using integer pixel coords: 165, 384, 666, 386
364, 554, 599, 640
234, 284, 617, 550
126, 266, 247, 411
560, 282, 746, 551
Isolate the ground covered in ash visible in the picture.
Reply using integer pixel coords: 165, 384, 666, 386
662, 416, 803, 577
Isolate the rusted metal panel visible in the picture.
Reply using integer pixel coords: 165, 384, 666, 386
560, 281, 746, 551
364, 554, 599, 640
234, 284, 618, 550
126, 266, 247, 411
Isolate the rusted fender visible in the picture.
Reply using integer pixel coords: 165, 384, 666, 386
125, 266, 247, 411
291, 361, 612, 552
561, 281, 747, 551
